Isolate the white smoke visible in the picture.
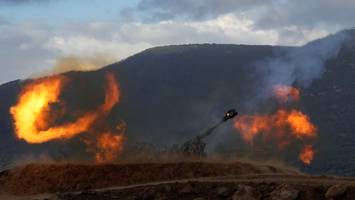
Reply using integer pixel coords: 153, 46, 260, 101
257, 30, 349, 98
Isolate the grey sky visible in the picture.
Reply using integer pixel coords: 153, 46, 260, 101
0, 0, 354, 84
136, 0, 355, 28
0, 0, 49, 5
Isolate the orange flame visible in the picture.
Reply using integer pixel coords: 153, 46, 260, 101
299, 145, 315, 165
235, 109, 317, 145
82, 123, 127, 163
234, 84, 317, 165
10, 73, 120, 144
273, 85, 300, 103
234, 114, 271, 144
286, 110, 316, 138
95, 133, 125, 163
97, 73, 120, 114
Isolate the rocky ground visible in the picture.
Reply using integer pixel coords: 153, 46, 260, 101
0, 162, 354, 199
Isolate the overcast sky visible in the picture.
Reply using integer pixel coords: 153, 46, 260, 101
0, 0, 354, 84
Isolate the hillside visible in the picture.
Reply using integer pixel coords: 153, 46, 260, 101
0, 161, 296, 195
0, 30, 355, 176
1, 162, 355, 200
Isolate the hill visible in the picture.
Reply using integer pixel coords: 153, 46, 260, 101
0, 30, 355, 176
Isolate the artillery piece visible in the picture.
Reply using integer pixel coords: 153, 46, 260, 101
179, 109, 238, 157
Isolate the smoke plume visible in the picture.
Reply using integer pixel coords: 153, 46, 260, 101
232, 30, 350, 165
257, 31, 348, 98
53, 55, 115, 73
37, 55, 116, 77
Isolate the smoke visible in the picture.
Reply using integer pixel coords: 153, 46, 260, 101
8, 153, 54, 170
53, 55, 115, 73
231, 30, 350, 166
37, 54, 116, 77
257, 31, 349, 99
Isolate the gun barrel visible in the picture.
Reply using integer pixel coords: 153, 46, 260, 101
179, 108, 238, 156
196, 120, 223, 140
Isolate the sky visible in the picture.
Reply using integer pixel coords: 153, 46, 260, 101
0, 0, 354, 84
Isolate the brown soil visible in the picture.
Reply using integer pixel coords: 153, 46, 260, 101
0, 161, 293, 195
1, 162, 355, 200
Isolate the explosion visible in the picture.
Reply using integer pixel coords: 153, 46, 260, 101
273, 84, 300, 103
95, 133, 125, 163
235, 109, 316, 144
9, 75, 93, 143
10, 73, 124, 163
83, 123, 127, 163
234, 85, 317, 165
299, 145, 315, 165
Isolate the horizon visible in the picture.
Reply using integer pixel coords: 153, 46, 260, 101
1, 0, 355, 84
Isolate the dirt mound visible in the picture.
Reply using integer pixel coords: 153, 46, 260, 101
0, 161, 295, 195
56, 174, 355, 200
60, 181, 355, 200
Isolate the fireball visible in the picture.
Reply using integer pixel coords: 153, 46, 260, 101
234, 109, 317, 144
299, 145, 315, 165
234, 84, 318, 165
10, 73, 120, 144
95, 133, 125, 163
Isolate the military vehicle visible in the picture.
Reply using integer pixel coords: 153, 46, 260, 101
179, 109, 238, 156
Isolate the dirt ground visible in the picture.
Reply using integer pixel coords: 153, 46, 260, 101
0, 161, 354, 200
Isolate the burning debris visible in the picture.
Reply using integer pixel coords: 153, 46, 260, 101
94, 133, 125, 163
299, 145, 315, 166
83, 123, 127, 163
10, 73, 124, 163
234, 85, 317, 165
235, 109, 316, 145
